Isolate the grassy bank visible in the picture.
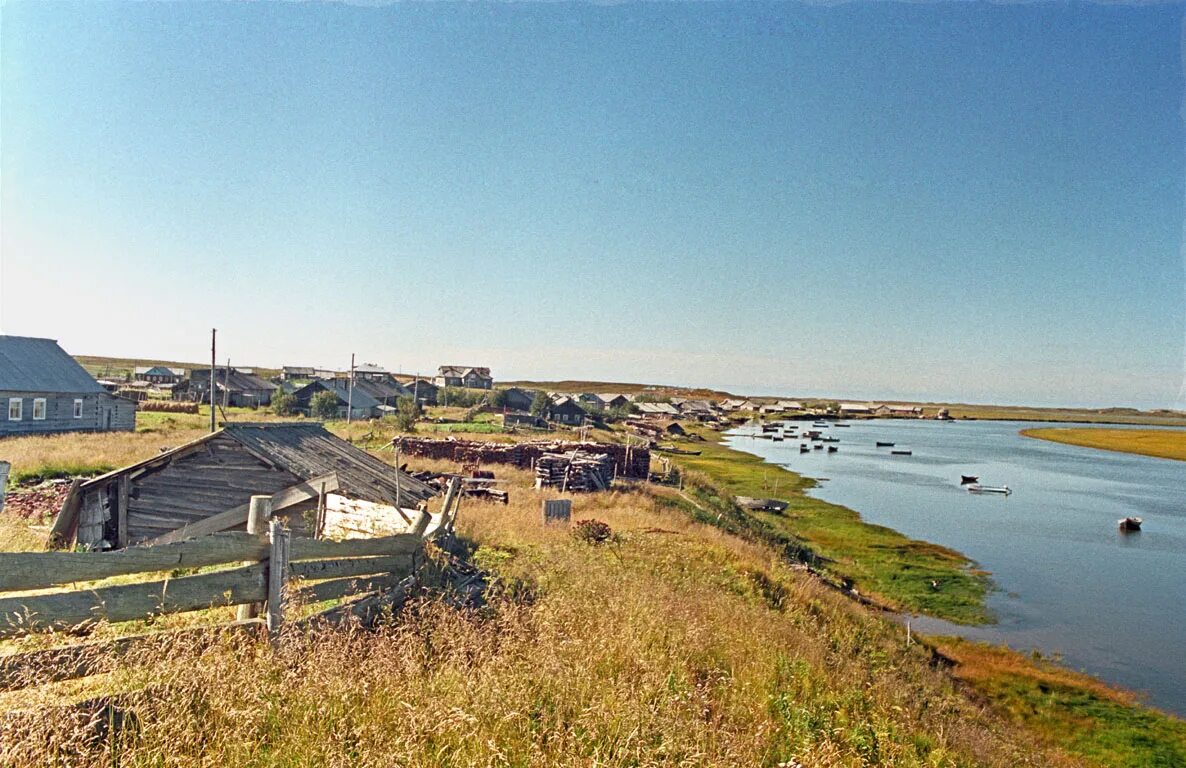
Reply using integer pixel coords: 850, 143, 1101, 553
1022, 427, 1186, 462
935, 638, 1186, 768
667, 432, 992, 625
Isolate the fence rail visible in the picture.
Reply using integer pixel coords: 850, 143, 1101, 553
0, 477, 461, 690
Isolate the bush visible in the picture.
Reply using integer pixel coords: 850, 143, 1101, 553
530, 391, 550, 416
272, 391, 297, 417
572, 519, 614, 544
310, 391, 340, 420
394, 395, 421, 432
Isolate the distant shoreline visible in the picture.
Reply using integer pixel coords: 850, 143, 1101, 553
1021, 426, 1186, 462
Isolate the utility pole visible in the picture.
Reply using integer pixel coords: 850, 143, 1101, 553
346, 353, 355, 423
209, 329, 217, 433
224, 357, 231, 411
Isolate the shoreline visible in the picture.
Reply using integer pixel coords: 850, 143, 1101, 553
1022, 426, 1186, 462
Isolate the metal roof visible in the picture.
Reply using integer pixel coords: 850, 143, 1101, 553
0, 336, 104, 394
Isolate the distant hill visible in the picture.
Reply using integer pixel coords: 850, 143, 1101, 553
74, 355, 281, 381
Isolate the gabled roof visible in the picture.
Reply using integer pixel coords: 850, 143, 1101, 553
353, 363, 389, 375
0, 335, 105, 394
635, 402, 680, 415
191, 368, 278, 393
81, 423, 436, 508
438, 365, 492, 378
135, 365, 184, 376
295, 379, 381, 410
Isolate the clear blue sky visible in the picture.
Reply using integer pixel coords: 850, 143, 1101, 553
2, 2, 1183, 408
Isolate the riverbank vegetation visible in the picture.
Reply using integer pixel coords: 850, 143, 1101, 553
1022, 427, 1186, 462
667, 432, 992, 624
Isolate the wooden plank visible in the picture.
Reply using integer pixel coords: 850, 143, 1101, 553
144, 473, 339, 546
293, 572, 404, 604
0, 563, 267, 637
289, 533, 422, 561
0, 619, 265, 692
117, 476, 129, 548
297, 577, 417, 630
46, 479, 84, 550
290, 554, 414, 582
0, 531, 269, 592
266, 519, 290, 637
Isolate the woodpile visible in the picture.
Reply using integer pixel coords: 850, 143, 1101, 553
398, 438, 650, 479
534, 451, 615, 492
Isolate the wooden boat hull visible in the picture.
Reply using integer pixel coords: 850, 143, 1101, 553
876, 441, 895, 447
1118, 517, 1143, 531
890, 450, 912, 455
960, 475, 979, 485
735, 496, 789, 513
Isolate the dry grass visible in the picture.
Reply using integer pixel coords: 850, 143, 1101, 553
1, 473, 1078, 767
1022, 427, 1186, 462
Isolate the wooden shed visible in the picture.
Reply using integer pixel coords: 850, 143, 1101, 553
57, 423, 438, 550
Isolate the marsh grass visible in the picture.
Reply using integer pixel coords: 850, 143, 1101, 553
1022, 427, 1186, 462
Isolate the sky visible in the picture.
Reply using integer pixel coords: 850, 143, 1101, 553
1, 2, 1184, 409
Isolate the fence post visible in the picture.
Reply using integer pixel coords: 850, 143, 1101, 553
237, 495, 272, 621
267, 518, 290, 640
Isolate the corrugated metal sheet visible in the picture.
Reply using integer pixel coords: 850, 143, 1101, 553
0, 336, 104, 393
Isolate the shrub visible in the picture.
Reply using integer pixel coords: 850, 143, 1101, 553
309, 391, 340, 420
530, 391, 550, 416
572, 519, 614, 544
272, 391, 297, 417
394, 395, 421, 432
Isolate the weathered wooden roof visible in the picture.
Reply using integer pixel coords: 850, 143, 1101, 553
82, 423, 436, 509
223, 424, 437, 507
0, 336, 104, 394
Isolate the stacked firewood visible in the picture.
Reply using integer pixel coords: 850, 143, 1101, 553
534, 451, 615, 492
399, 438, 650, 479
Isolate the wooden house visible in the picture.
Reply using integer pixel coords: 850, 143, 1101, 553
501, 387, 539, 412
545, 395, 587, 426
0, 335, 136, 436
291, 380, 380, 420
133, 366, 186, 385
597, 393, 633, 410
434, 366, 493, 390
59, 422, 438, 550
184, 368, 279, 408
397, 377, 439, 406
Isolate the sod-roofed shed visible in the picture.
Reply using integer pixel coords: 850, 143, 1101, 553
59, 423, 437, 550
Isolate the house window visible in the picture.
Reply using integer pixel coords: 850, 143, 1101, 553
7, 398, 22, 421
73, 399, 84, 419
32, 398, 46, 420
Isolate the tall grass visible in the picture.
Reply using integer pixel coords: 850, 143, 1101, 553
1022, 427, 1186, 462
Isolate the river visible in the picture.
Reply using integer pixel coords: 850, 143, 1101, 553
724, 419, 1186, 717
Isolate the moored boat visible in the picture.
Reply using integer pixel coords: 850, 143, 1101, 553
1118, 516, 1143, 531
890, 449, 912, 456
967, 484, 1011, 495
827, 445, 838, 453
876, 441, 895, 447
960, 475, 979, 485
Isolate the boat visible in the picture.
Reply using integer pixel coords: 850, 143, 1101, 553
876, 441, 895, 447
1118, 516, 1143, 531
827, 445, 838, 453
812, 422, 829, 428
960, 475, 979, 485
799, 444, 809, 453
967, 484, 1011, 495
654, 445, 702, 456
735, 496, 789, 513
821, 437, 840, 443
890, 449, 912, 456
772, 435, 784, 442
813, 443, 823, 450
834, 423, 850, 427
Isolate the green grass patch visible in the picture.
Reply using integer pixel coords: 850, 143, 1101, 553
669, 432, 992, 624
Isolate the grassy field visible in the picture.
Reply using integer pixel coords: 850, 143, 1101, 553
2, 423, 1184, 765
929, 403, 1186, 427
1022, 427, 1186, 462
667, 431, 992, 624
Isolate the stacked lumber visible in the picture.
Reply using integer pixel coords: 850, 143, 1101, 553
534, 451, 615, 492
398, 438, 650, 479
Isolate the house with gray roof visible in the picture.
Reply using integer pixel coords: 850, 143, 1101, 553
0, 335, 136, 436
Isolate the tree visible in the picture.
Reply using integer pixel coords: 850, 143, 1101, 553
310, 390, 340, 420
530, 391, 550, 417
394, 395, 421, 432
271, 391, 297, 417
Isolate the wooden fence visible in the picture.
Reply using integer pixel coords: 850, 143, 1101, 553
0, 479, 461, 692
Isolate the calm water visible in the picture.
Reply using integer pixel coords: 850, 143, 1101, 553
725, 419, 1186, 716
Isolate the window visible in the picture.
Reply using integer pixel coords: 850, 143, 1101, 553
32, 398, 46, 420
7, 398, 22, 421
74, 398, 84, 418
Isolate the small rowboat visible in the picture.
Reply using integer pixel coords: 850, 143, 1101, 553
890, 449, 912, 456
960, 475, 979, 485
827, 445, 838, 453
799, 444, 809, 453
813, 443, 823, 450
876, 441, 895, 447
772, 436, 784, 442
655, 446, 702, 456
967, 484, 1011, 495
735, 496, 789, 513
1118, 517, 1143, 531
